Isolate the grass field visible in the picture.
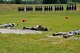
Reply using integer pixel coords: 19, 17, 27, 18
0, 4, 80, 53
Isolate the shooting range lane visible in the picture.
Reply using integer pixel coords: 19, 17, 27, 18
0, 29, 42, 34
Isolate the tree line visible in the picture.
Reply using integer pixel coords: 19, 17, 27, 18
0, 0, 80, 4
43, 0, 80, 4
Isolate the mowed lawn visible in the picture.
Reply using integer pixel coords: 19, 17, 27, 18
0, 4, 80, 53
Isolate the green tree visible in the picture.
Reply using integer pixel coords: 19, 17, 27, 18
59, 0, 67, 4
0, 0, 3, 3
43, 0, 60, 4
14, 0, 22, 4
72, 0, 78, 2
53, 0, 61, 4
79, 0, 80, 3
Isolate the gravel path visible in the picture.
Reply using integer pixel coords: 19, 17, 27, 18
0, 29, 42, 34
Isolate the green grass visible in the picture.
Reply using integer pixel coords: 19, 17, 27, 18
0, 4, 80, 53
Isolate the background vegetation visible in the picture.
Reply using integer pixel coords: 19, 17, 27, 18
0, 0, 80, 4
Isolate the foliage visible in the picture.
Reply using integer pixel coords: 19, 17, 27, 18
0, 0, 80, 4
